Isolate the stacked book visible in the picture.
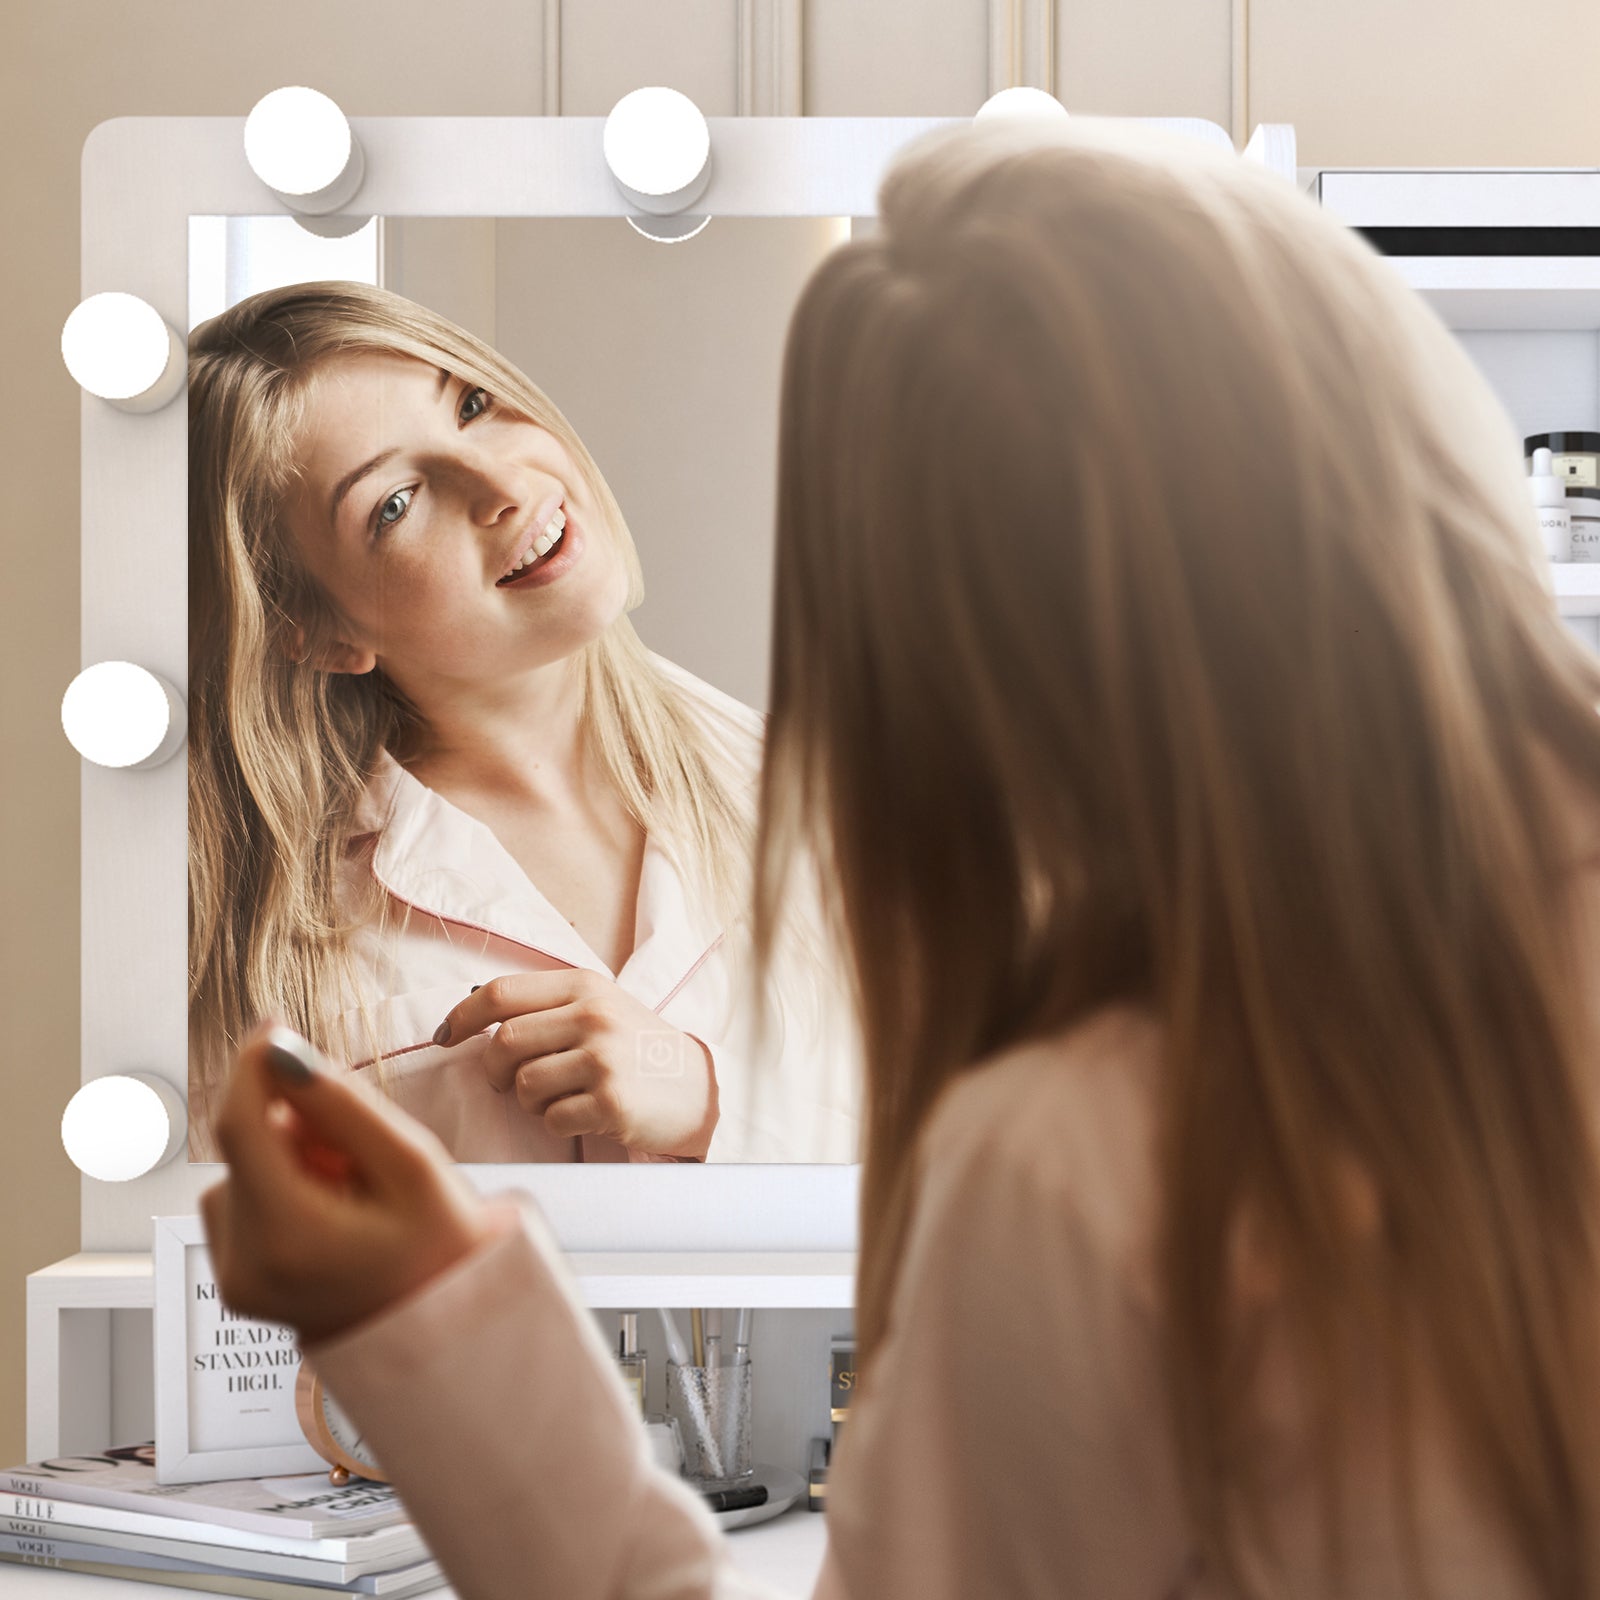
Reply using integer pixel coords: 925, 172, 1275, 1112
0, 1444, 443, 1598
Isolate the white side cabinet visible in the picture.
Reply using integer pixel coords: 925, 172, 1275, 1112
1316, 167, 1600, 650
26, 1255, 153, 1464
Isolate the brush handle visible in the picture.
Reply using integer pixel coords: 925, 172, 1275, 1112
657, 1308, 691, 1366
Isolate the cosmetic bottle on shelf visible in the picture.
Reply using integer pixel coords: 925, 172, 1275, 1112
1529, 447, 1572, 563
618, 1312, 647, 1418
1569, 487, 1600, 562
830, 1335, 855, 1451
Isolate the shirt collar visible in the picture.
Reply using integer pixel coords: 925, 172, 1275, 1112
353, 749, 727, 1005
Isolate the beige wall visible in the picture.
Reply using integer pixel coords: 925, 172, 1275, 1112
0, 0, 1589, 1471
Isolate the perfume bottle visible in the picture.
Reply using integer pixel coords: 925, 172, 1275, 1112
617, 1311, 647, 1418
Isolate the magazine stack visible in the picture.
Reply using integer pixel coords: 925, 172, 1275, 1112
0, 1444, 444, 1598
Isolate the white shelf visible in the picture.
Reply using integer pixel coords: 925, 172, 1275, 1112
1319, 169, 1600, 230
26, 1255, 153, 1462
26, 1250, 854, 1461
1553, 563, 1600, 615
568, 1252, 855, 1307
1389, 257, 1600, 332
28, 1249, 854, 1313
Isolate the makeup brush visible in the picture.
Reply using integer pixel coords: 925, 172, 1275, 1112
657, 1308, 691, 1367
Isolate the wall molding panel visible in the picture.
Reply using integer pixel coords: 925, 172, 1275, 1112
1231, 0, 1250, 145
543, 0, 563, 114
738, 0, 804, 115
988, 0, 1056, 97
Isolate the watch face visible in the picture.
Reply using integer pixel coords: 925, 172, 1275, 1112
321, 1390, 382, 1476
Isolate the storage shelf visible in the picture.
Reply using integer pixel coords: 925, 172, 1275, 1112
1553, 563, 1600, 615
27, 1249, 855, 1312
1389, 257, 1600, 331
26, 1249, 854, 1460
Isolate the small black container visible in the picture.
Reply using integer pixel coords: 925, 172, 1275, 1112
1525, 433, 1600, 490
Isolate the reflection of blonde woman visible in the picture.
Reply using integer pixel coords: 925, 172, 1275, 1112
205, 121, 1600, 1596
187, 282, 856, 1165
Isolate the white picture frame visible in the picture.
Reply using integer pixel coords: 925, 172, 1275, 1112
151, 1215, 322, 1484
78, 113, 1243, 1258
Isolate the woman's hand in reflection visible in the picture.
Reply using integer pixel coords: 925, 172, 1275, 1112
435, 973, 719, 1160
200, 1021, 514, 1347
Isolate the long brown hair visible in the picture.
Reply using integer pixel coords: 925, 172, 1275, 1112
188, 282, 761, 1152
752, 118, 1600, 1593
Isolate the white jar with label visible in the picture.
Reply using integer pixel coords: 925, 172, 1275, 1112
1568, 487, 1600, 563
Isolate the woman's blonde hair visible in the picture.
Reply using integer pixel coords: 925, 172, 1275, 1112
752, 118, 1600, 1594
188, 281, 760, 1152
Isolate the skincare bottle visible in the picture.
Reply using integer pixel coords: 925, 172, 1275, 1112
617, 1312, 647, 1418
1569, 488, 1600, 563
1530, 447, 1572, 562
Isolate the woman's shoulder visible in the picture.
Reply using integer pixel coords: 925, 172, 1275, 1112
646, 651, 766, 743
914, 1006, 1164, 1278
924, 1006, 1160, 1157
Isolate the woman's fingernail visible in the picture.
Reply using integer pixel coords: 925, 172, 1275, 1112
433, 1020, 452, 1046
263, 1025, 321, 1085
471, 984, 481, 994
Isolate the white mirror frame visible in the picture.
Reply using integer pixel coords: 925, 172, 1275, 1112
79, 112, 1239, 1255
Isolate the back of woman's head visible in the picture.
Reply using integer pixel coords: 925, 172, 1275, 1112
755, 119, 1600, 1594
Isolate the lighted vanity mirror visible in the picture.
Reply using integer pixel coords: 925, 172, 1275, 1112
184, 213, 862, 1169
82, 115, 1243, 1252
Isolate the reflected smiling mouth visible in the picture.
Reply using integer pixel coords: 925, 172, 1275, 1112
496, 505, 569, 584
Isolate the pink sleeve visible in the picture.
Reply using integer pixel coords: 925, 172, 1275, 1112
301, 1192, 839, 1600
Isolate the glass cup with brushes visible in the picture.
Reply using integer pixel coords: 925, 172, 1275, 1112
660, 1307, 755, 1490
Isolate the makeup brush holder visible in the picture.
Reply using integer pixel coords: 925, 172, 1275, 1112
666, 1360, 753, 1488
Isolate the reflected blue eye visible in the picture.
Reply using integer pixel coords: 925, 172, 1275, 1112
376, 487, 413, 529
369, 386, 494, 537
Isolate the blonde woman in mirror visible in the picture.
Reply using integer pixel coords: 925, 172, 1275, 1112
202, 119, 1600, 1597
187, 281, 858, 1165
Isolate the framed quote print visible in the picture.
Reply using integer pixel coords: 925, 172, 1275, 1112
152, 1216, 323, 1485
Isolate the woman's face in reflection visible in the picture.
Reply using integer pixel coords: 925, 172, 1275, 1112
282, 349, 630, 688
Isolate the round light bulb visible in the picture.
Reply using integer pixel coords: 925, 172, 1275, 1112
975, 87, 1070, 121
62, 1074, 186, 1183
245, 87, 353, 197
293, 210, 373, 240
61, 661, 186, 769
604, 88, 712, 214
60, 293, 184, 410
626, 214, 712, 244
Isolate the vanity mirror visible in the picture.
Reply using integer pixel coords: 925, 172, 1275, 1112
74, 110, 1263, 1257
182, 211, 860, 1175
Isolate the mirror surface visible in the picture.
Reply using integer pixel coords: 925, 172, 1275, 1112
186, 214, 860, 1166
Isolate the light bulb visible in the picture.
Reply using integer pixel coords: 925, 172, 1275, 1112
975, 87, 1070, 121
60, 293, 185, 412
604, 87, 712, 215
245, 87, 365, 214
62, 1074, 186, 1182
61, 661, 186, 769
626, 214, 712, 244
